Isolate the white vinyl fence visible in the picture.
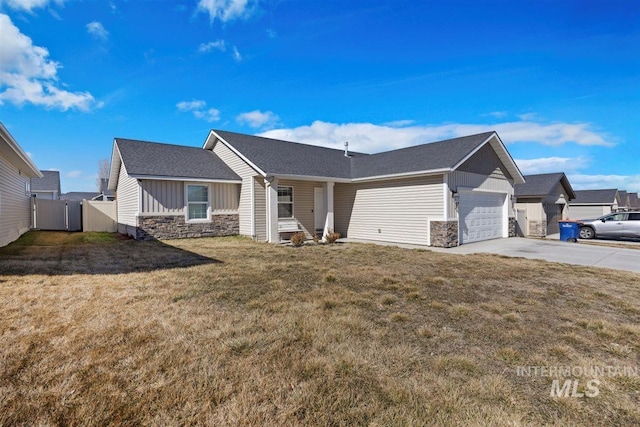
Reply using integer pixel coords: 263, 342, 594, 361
82, 200, 117, 232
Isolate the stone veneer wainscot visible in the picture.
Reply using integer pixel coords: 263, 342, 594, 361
135, 214, 239, 240
430, 221, 458, 248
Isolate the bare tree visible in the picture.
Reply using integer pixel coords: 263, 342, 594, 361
96, 158, 110, 191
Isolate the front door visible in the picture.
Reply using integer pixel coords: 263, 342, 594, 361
314, 187, 325, 232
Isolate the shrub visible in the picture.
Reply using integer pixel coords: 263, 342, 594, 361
312, 233, 320, 244
290, 232, 306, 247
324, 229, 341, 244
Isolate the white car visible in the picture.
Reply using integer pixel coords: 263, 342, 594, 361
579, 211, 640, 240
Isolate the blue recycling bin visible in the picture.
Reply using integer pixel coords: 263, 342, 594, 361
559, 221, 580, 242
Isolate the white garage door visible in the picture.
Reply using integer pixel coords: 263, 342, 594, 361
459, 192, 505, 244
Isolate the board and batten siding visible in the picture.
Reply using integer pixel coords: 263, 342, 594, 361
334, 175, 443, 245
211, 142, 259, 237
140, 180, 239, 215
116, 163, 140, 236
448, 171, 514, 219
278, 179, 323, 237
253, 177, 266, 241
0, 152, 31, 247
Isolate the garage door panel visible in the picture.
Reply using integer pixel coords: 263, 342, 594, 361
459, 192, 505, 244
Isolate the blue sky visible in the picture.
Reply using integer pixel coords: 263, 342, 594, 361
1, 0, 638, 193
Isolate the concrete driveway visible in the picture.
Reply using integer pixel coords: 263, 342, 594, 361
442, 237, 640, 273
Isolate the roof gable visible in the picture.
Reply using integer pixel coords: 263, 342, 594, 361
515, 173, 576, 199
31, 170, 61, 192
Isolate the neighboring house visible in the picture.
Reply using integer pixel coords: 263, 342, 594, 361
61, 191, 115, 201
514, 172, 576, 237
31, 170, 61, 199
109, 130, 524, 247
617, 190, 629, 211
629, 192, 639, 209
569, 189, 619, 219
0, 122, 42, 247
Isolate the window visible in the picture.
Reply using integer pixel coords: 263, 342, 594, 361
628, 213, 640, 221
187, 184, 209, 221
604, 213, 625, 222
278, 186, 293, 218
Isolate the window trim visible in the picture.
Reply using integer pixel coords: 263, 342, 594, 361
185, 183, 211, 223
277, 185, 294, 219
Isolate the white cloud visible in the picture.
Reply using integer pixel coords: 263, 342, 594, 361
260, 119, 614, 154
66, 170, 82, 178
86, 21, 109, 41
232, 46, 242, 62
568, 174, 640, 192
197, 0, 256, 23
0, 14, 100, 111
515, 157, 591, 175
176, 99, 220, 122
176, 100, 206, 111
198, 40, 226, 53
0, 0, 64, 12
485, 111, 508, 119
237, 110, 279, 128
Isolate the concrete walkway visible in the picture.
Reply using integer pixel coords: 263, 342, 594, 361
341, 237, 640, 274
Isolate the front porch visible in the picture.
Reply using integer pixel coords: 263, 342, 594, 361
263, 177, 335, 243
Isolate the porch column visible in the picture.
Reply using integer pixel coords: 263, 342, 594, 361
265, 177, 279, 243
323, 181, 335, 240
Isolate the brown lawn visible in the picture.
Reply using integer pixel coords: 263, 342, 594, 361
1, 231, 639, 426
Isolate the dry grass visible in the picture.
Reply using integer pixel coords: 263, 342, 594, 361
1, 231, 639, 426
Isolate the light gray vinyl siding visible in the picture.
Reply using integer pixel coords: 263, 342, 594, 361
448, 171, 514, 219
0, 152, 31, 247
278, 179, 322, 237
457, 143, 513, 180
141, 180, 184, 213
116, 163, 139, 236
212, 183, 240, 213
568, 205, 612, 220
334, 175, 443, 245
254, 177, 266, 241
140, 180, 239, 215
212, 142, 259, 237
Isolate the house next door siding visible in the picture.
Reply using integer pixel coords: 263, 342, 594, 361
334, 175, 443, 245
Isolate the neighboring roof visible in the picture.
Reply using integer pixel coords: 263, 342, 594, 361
0, 122, 42, 178
514, 173, 576, 200
61, 192, 100, 201
109, 138, 241, 189
31, 170, 61, 193
206, 129, 524, 183
628, 193, 639, 208
569, 189, 618, 205
617, 190, 628, 205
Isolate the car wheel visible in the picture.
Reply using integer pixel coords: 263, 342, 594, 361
579, 227, 595, 239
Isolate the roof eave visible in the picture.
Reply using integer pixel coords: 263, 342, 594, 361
0, 122, 42, 178
204, 130, 267, 177
129, 174, 242, 184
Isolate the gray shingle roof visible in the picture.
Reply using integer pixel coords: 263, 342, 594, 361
570, 189, 618, 204
212, 130, 496, 179
31, 170, 61, 192
628, 193, 639, 208
115, 138, 240, 181
515, 173, 575, 199
212, 130, 360, 179
351, 132, 495, 178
